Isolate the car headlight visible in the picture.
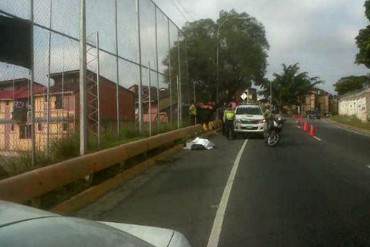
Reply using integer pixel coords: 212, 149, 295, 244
259, 119, 266, 124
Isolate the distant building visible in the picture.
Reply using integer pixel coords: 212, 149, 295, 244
0, 78, 45, 152
302, 88, 336, 115
338, 87, 370, 122
129, 85, 176, 123
0, 70, 135, 152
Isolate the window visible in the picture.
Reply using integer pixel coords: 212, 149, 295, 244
19, 124, 31, 139
38, 123, 42, 131
62, 123, 68, 131
236, 107, 262, 115
11, 124, 14, 131
55, 95, 63, 109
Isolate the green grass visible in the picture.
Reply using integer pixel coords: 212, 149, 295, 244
331, 115, 370, 131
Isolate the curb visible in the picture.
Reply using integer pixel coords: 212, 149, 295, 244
51, 144, 183, 214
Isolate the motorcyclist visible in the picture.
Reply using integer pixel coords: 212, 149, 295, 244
263, 104, 274, 134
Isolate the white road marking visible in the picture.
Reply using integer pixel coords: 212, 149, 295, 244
313, 136, 322, 142
206, 139, 248, 247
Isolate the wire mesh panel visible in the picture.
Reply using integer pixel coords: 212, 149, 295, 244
117, 0, 139, 63
156, 9, 170, 74
168, 22, 179, 128
86, 0, 116, 53
98, 51, 118, 136
118, 59, 139, 137
0, 0, 30, 19
0, 0, 187, 171
139, 0, 157, 73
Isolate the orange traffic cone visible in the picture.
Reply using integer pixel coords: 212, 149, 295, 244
303, 122, 309, 132
309, 125, 316, 136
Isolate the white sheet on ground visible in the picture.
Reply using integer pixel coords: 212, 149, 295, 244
184, 137, 215, 150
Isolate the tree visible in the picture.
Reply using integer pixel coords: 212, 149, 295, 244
355, 0, 370, 67
163, 10, 269, 104
262, 64, 322, 109
334, 75, 369, 95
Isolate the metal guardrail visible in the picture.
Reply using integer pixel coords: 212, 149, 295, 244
0, 122, 222, 206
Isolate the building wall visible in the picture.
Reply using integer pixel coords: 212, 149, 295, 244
317, 95, 329, 114
338, 90, 370, 122
74, 78, 135, 123
0, 93, 76, 152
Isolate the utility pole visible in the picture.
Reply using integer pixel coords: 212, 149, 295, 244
216, 30, 220, 104
148, 63, 152, 136
193, 81, 196, 125
79, 0, 87, 155
176, 75, 180, 129
270, 80, 272, 105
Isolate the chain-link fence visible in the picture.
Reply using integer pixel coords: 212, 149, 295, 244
0, 0, 193, 174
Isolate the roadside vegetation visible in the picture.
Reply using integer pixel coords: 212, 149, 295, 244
0, 121, 189, 179
331, 115, 370, 132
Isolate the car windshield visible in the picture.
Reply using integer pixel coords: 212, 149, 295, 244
236, 107, 262, 115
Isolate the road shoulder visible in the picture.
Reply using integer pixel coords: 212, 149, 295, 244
323, 118, 370, 138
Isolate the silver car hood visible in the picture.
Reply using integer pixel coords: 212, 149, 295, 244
101, 222, 191, 247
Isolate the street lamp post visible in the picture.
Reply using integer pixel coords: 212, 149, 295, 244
270, 80, 272, 105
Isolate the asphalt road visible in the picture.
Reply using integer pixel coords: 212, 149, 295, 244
76, 119, 370, 247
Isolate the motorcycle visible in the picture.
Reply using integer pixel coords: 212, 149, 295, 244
264, 117, 284, 147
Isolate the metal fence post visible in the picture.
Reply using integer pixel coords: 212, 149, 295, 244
114, 0, 120, 135
46, 0, 53, 156
154, 7, 160, 133
136, 0, 143, 133
30, 0, 36, 165
177, 32, 182, 125
176, 75, 180, 129
193, 81, 196, 125
96, 32, 101, 146
148, 63, 152, 136
167, 19, 172, 127
79, 0, 88, 155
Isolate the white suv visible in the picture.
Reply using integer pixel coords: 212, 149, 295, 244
234, 104, 265, 134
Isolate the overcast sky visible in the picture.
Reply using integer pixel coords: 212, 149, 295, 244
155, 0, 369, 93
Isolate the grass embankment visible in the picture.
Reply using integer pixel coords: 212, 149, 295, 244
0, 121, 191, 179
330, 115, 370, 132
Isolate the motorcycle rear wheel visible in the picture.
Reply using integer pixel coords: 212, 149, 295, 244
267, 130, 280, 147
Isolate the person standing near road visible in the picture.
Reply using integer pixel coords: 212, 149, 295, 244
223, 104, 235, 139
188, 102, 197, 125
